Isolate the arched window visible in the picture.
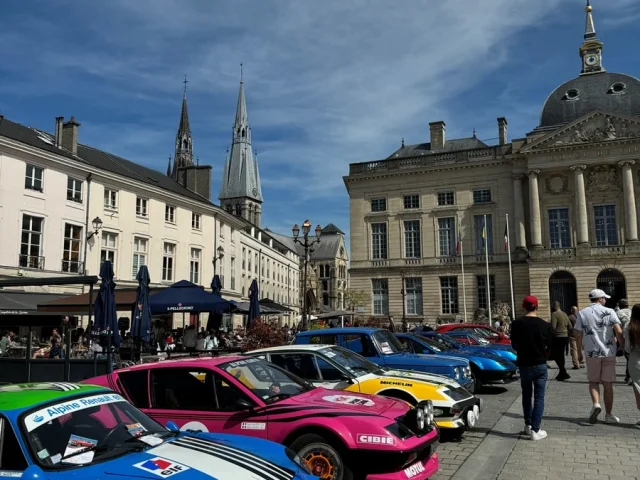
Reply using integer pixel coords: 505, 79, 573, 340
183, 139, 188, 149
242, 129, 246, 138
597, 269, 626, 309
235, 204, 241, 216
548, 271, 577, 314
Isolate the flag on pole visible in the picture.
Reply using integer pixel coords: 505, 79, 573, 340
504, 224, 509, 252
456, 228, 462, 255
481, 224, 487, 253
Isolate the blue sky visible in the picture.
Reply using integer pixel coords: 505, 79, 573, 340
1, 0, 639, 250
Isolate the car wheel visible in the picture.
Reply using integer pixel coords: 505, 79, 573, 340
470, 370, 482, 394
290, 433, 354, 480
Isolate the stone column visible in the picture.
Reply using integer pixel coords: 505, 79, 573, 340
526, 170, 542, 247
570, 165, 590, 245
619, 160, 638, 242
512, 174, 527, 249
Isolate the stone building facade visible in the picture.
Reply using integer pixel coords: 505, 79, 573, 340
344, 4, 640, 322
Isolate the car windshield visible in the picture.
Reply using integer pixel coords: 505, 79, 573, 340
371, 330, 404, 355
458, 333, 490, 344
220, 357, 313, 404
320, 346, 383, 376
420, 335, 456, 352
22, 392, 169, 469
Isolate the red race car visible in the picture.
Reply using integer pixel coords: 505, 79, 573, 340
436, 324, 511, 345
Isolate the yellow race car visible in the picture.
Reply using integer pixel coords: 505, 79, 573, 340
248, 344, 483, 432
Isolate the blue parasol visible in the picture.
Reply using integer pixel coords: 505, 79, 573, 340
93, 260, 120, 348
248, 279, 261, 328
131, 265, 152, 343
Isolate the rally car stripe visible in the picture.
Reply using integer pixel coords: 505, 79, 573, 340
147, 442, 290, 480
172, 439, 294, 480
178, 437, 292, 478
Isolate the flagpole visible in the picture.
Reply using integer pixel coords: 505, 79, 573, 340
484, 214, 492, 325
506, 214, 516, 323
458, 214, 467, 322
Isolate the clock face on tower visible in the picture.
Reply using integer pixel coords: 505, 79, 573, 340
585, 54, 598, 66
252, 188, 258, 196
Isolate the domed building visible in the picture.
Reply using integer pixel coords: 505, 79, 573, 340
344, 2, 640, 322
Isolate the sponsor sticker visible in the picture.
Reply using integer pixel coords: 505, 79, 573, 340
24, 393, 125, 432
241, 422, 266, 430
226, 358, 260, 368
180, 421, 208, 432
0, 472, 23, 477
127, 423, 146, 437
322, 395, 375, 407
62, 435, 97, 465
37, 448, 49, 459
380, 342, 394, 354
134, 457, 190, 477
404, 461, 426, 478
139, 435, 164, 447
357, 434, 396, 446
50, 454, 61, 465
380, 380, 413, 387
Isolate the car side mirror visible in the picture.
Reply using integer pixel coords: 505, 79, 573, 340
166, 421, 180, 432
234, 398, 255, 410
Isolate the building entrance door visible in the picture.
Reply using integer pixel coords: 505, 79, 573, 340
549, 271, 577, 314
597, 269, 626, 309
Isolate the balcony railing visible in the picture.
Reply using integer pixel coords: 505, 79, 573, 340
351, 253, 509, 269
19, 255, 45, 270
591, 245, 624, 256
62, 260, 85, 274
348, 145, 511, 176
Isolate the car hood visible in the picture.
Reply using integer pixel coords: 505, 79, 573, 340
443, 349, 504, 361
383, 352, 468, 367
90, 433, 308, 479
368, 369, 464, 390
283, 387, 408, 417
461, 345, 514, 354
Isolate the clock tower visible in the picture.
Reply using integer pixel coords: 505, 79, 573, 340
218, 68, 264, 227
580, 1, 604, 75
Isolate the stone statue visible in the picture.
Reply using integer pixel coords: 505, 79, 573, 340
605, 117, 616, 140
572, 129, 587, 143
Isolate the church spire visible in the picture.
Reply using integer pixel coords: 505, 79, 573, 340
580, 1, 605, 75
169, 75, 194, 178
218, 67, 263, 226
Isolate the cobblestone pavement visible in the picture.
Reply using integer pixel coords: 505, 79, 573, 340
433, 380, 522, 479
433, 358, 640, 480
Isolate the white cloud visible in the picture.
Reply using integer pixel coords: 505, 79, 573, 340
8, 0, 622, 246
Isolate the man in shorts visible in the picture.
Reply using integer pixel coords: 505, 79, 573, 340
575, 289, 625, 424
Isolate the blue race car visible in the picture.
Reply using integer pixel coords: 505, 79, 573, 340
0, 382, 315, 480
438, 331, 518, 363
396, 333, 518, 393
293, 327, 474, 391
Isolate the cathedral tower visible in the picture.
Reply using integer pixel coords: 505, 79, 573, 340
218, 70, 263, 226
169, 76, 194, 179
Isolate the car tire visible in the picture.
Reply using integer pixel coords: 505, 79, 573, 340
290, 433, 354, 480
470, 369, 482, 394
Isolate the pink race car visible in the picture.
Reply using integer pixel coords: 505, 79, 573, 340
84, 356, 439, 480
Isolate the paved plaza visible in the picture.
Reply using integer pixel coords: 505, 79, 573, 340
433, 358, 640, 480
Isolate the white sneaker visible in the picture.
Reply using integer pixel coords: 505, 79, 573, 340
523, 425, 532, 435
589, 405, 602, 424
605, 414, 620, 424
530, 429, 548, 441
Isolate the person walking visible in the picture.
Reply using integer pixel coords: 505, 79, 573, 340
568, 306, 583, 369
575, 289, 625, 424
616, 299, 632, 384
624, 305, 640, 425
550, 301, 572, 381
510, 296, 554, 441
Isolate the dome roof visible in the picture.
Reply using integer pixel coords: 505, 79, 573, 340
539, 72, 640, 128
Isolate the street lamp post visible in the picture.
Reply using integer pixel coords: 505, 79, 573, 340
212, 245, 225, 276
293, 220, 322, 331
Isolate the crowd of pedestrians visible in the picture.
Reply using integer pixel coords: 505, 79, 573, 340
510, 288, 640, 441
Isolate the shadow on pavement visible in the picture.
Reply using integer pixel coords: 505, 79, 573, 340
477, 386, 508, 395
501, 411, 639, 429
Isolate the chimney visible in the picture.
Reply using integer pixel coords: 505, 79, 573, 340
61, 116, 80, 155
177, 165, 212, 200
429, 121, 446, 150
497, 117, 508, 145
54, 117, 64, 147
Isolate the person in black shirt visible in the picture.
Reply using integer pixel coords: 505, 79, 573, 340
510, 295, 554, 441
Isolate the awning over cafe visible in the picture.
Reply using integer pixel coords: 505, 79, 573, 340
0, 291, 69, 312
37, 288, 162, 314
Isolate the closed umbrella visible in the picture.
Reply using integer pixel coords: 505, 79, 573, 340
247, 279, 261, 328
206, 275, 224, 331
131, 265, 152, 344
93, 261, 119, 373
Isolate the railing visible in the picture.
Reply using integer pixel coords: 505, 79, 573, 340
19, 255, 45, 270
591, 246, 624, 256
352, 253, 510, 269
62, 260, 85, 273
348, 145, 510, 176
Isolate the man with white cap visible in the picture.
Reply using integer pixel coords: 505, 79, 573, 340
575, 289, 625, 424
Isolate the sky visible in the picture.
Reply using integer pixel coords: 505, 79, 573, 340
1, 0, 639, 251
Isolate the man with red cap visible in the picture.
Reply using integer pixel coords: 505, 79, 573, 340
510, 295, 554, 440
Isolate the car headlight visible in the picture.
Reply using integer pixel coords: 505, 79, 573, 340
422, 400, 434, 425
454, 367, 461, 380
416, 407, 425, 430
285, 448, 312, 474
